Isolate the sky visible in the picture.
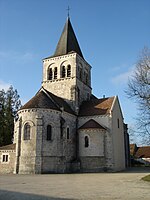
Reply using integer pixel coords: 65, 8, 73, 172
0, 0, 150, 144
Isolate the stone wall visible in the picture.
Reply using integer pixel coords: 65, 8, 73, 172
78, 115, 114, 170
15, 107, 77, 174
42, 53, 92, 111
80, 156, 106, 172
0, 150, 16, 174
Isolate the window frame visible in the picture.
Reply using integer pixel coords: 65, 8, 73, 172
85, 136, 89, 148
47, 125, 52, 141
62, 66, 66, 78
1, 154, 9, 163
67, 65, 71, 77
67, 127, 70, 140
24, 123, 31, 140
48, 68, 53, 80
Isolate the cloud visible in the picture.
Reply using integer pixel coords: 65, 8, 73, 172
0, 80, 11, 91
111, 66, 135, 85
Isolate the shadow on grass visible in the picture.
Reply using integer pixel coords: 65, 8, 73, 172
0, 190, 75, 200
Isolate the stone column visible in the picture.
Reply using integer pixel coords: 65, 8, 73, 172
35, 115, 43, 174
14, 117, 22, 174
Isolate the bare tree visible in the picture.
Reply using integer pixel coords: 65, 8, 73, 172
126, 47, 150, 145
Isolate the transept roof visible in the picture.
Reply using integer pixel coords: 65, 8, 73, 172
79, 97, 115, 116
79, 119, 106, 130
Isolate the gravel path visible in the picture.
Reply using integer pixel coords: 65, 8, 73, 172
0, 168, 150, 200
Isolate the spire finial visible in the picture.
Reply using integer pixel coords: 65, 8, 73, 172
67, 6, 70, 18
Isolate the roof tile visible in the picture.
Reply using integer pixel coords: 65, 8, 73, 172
79, 97, 115, 116
79, 119, 106, 130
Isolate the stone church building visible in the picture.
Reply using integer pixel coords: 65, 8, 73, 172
0, 17, 129, 174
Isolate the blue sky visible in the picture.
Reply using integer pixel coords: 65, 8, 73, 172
0, 0, 150, 142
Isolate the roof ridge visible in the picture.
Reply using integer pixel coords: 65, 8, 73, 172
41, 88, 61, 111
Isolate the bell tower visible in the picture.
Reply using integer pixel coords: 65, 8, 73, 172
42, 17, 92, 112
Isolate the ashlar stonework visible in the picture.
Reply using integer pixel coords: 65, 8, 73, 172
0, 17, 130, 174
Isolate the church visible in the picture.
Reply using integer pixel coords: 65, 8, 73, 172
0, 17, 129, 174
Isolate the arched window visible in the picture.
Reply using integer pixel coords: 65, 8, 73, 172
85, 136, 89, 148
67, 65, 71, 77
47, 125, 52, 141
24, 123, 30, 140
67, 127, 69, 139
54, 67, 57, 79
48, 68, 53, 80
62, 66, 66, 78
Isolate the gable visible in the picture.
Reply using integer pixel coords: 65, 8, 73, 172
79, 119, 106, 130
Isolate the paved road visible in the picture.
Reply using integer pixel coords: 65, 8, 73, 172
0, 168, 150, 200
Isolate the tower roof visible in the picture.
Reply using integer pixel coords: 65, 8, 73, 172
53, 17, 84, 59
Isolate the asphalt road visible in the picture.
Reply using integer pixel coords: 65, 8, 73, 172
0, 167, 150, 200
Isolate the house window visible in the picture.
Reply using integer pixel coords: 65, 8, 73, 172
24, 123, 30, 140
2, 154, 9, 163
85, 136, 89, 148
54, 67, 57, 79
62, 66, 66, 78
47, 125, 52, 140
67, 65, 71, 77
67, 127, 70, 139
117, 118, 120, 128
48, 68, 53, 80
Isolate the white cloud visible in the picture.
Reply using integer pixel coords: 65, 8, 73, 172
111, 66, 135, 85
0, 80, 11, 91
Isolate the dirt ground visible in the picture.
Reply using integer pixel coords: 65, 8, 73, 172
0, 167, 150, 200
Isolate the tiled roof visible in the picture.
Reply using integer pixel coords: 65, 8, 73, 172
0, 143, 16, 150
135, 146, 150, 158
79, 119, 106, 130
79, 97, 115, 116
20, 88, 75, 115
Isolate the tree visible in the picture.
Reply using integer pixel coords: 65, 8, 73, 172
126, 47, 150, 145
0, 86, 21, 146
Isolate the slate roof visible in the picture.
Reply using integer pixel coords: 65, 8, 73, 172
0, 143, 16, 150
50, 17, 83, 59
79, 119, 106, 130
135, 146, 150, 158
79, 97, 115, 116
20, 88, 75, 115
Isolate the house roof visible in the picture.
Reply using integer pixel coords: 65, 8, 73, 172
79, 119, 106, 130
0, 143, 16, 150
20, 88, 75, 115
50, 17, 83, 59
79, 97, 115, 116
135, 146, 150, 158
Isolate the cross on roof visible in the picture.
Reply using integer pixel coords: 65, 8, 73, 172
67, 6, 70, 18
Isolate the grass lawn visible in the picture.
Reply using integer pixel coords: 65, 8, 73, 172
142, 174, 150, 182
